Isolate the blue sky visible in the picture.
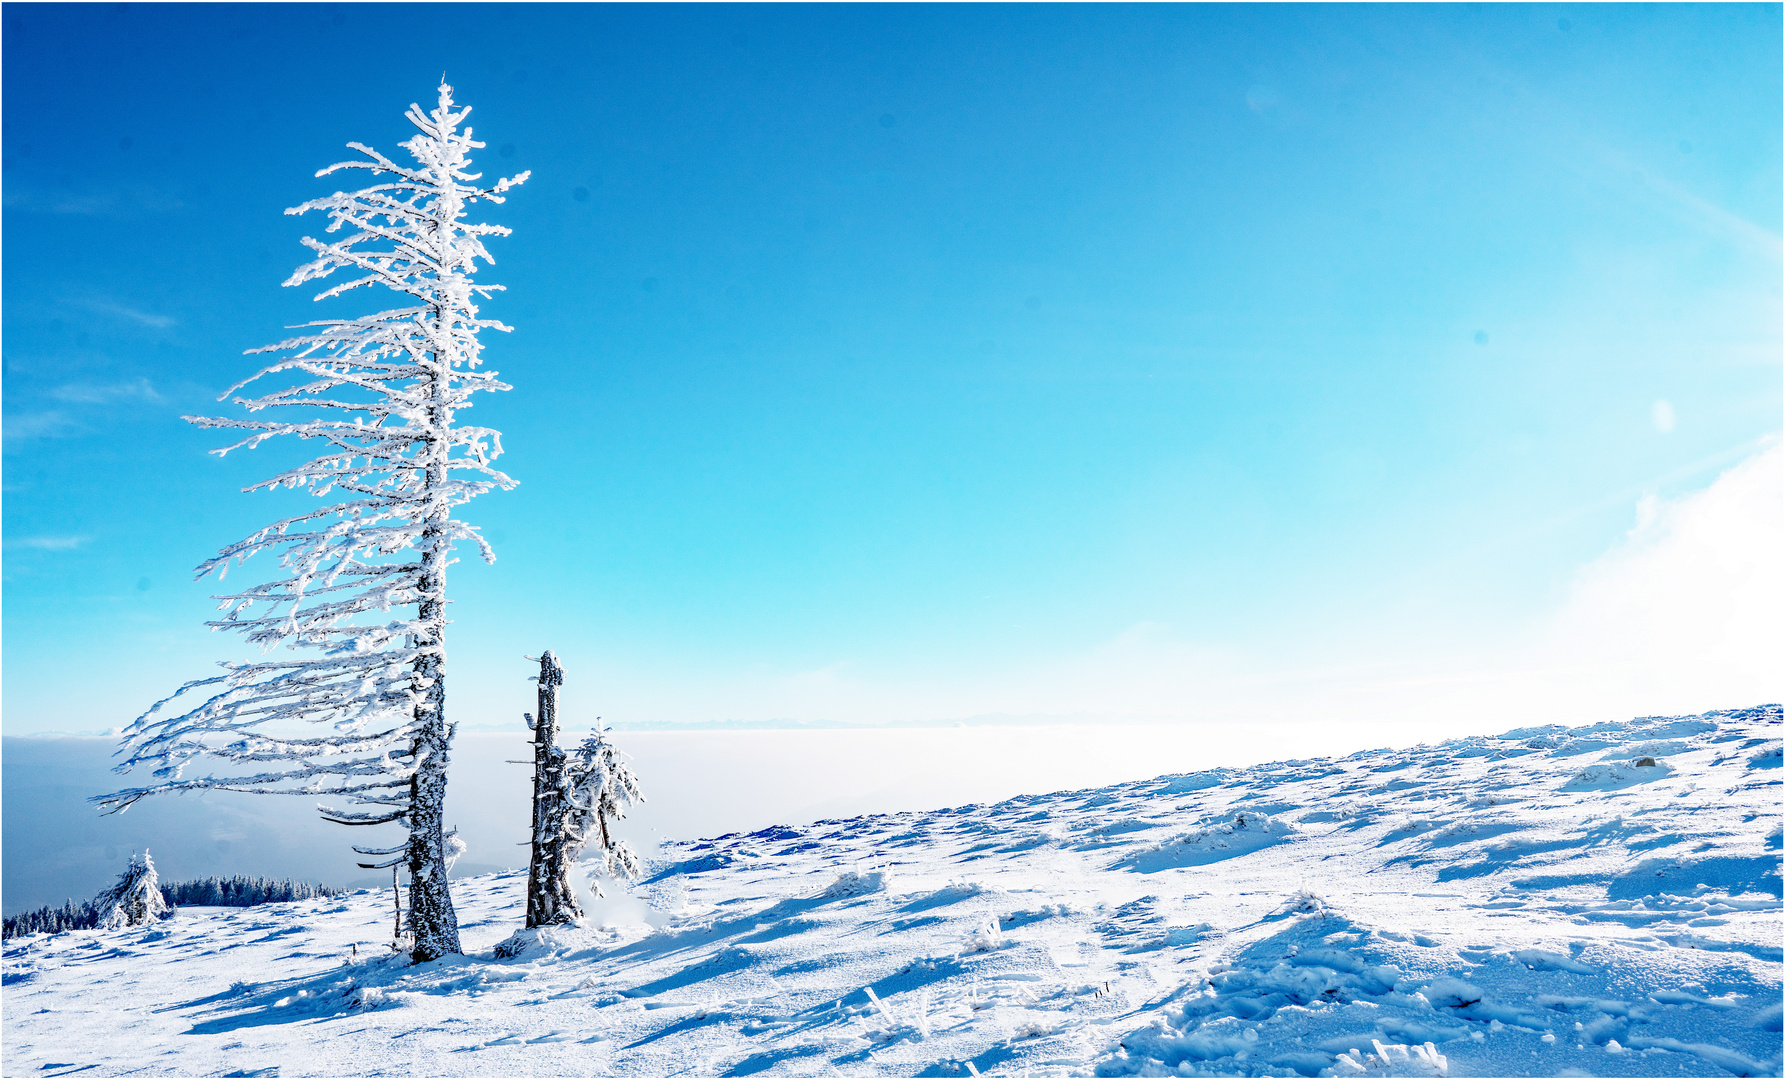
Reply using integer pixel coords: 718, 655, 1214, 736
4, 4, 1780, 737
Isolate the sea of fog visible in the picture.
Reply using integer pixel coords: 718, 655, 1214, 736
3, 719, 1459, 915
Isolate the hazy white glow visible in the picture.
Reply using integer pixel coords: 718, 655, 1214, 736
1533, 440, 1782, 713
2, 718, 1474, 913
1652, 398, 1677, 434
556, 443, 1783, 737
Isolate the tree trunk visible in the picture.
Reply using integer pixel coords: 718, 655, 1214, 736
526, 651, 580, 927
405, 520, 462, 962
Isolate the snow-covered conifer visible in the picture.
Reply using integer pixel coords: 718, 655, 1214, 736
97, 83, 527, 962
95, 851, 170, 930
562, 727, 645, 889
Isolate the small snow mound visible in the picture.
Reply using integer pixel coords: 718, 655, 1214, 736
1636, 718, 1718, 739
1156, 770, 1227, 794
490, 925, 584, 959
1096, 913, 1440, 1077
959, 917, 1011, 955
903, 880, 1002, 910
1556, 737, 1617, 756
1163, 922, 1213, 945
490, 931, 533, 959
1276, 890, 1327, 918
1121, 811, 1294, 872
820, 870, 887, 899
346, 985, 394, 1010
1756, 1002, 1784, 1032
1497, 724, 1567, 741
1564, 760, 1670, 791
1335, 1039, 1449, 1076
1421, 975, 1485, 1009
999, 902, 1074, 930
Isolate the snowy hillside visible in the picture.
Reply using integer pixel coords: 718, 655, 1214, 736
5, 706, 1780, 1078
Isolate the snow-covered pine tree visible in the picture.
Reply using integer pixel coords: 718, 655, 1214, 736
97, 83, 528, 962
562, 726, 645, 889
96, 851, 170, 930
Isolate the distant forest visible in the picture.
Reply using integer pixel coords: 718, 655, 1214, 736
3, 876, 343, 939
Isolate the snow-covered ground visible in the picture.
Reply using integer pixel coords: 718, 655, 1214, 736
5, 705, 1780, 1078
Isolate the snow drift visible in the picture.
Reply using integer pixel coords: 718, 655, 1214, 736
5, 705, 1780, 1077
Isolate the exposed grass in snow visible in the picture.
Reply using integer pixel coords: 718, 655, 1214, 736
3, 705, 1780, 1077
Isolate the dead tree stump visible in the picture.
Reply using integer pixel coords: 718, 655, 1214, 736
525, 651, 580, 927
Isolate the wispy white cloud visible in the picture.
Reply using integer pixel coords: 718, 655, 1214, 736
78, 299, 176, 329
1630, 162, 1785, 265
49, 377, 162, 405
1454, 40, 1784, 267
2, 189, 119, 215
1531, 438, 1783, 714
7, 535, 89, 551
3, 186, 185, 217
3, 411, 80, 441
